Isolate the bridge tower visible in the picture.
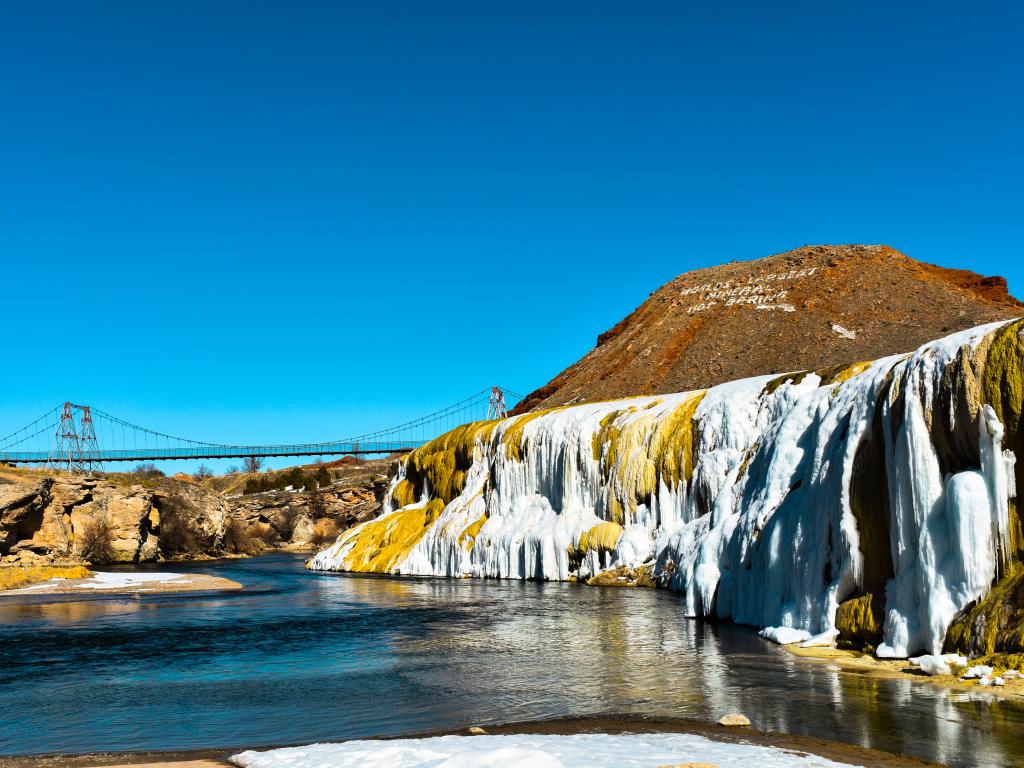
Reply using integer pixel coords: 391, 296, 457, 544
487, 386, 508, 420
47, 402, 102, 474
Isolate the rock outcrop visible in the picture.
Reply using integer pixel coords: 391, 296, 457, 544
225, 465, 389, 549
0, 459, 391, 565
0, 474, 230, 565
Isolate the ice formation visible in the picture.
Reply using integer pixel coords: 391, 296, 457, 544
310, 320, 1024, 659
961, 664, 994, 679
909, 654, 968, 676
230, 732, 860, 768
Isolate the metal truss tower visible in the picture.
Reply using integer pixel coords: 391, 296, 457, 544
487, 386, 509, 420
46, 402, 102, 474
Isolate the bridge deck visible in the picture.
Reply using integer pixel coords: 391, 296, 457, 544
0, 441, 425, 464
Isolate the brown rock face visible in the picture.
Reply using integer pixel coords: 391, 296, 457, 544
514, 245, 1023, 413
0, 475, 230, 565
0, 460, 393, 566
225, 461, 389, 548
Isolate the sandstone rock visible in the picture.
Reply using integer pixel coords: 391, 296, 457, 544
0, 473, 231, 565
290, 514, 315, 544
718, 713, 750, 727
1, 457, 392, 565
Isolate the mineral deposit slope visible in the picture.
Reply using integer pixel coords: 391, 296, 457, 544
311, 319, 1024, 660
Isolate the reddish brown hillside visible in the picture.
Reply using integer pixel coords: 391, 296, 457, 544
514, 244, 1022, 413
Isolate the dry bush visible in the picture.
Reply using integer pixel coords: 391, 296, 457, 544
222, 519, 264, 555
310, 518, 339, 548
243, 456, 264, 473
78, 516, 114, 564
307, 485, 328, 518
133, 462, 165, 480
158, 512, 197, 556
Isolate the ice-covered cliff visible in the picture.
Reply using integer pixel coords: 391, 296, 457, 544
310, 320, 1024, 659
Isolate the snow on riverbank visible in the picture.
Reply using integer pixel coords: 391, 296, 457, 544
231, 733, 859, 768
10, 571, 241, 594
16, 571, 189, 591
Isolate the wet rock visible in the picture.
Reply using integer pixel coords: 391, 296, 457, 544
718, 713, 750, 726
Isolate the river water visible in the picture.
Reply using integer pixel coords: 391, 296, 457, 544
0, 553, 1021, 767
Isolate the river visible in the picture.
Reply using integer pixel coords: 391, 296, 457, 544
0, 553, 1021, 767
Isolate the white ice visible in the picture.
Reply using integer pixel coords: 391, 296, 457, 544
909, 654, 968, 676
962, 664, 994, 679
230, 733, 861, 768
310, 320, 1020, 660
760, 626, 812, 645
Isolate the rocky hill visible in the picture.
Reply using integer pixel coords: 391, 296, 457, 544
514, 244, 1022, 413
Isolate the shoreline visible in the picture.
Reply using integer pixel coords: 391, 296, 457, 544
0, 559, 1008, 768
0, 715, 941, 768
782, 643, 1024, 701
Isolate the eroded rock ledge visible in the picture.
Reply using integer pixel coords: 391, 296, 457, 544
0, 459, 392, 566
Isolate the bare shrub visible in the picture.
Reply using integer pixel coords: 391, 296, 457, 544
308, 485, 328, 518
78, 516, 114, 563
222, 519, 264, 555
243, 456, 264, 474
310, 519, 339, 548
133, 462, 165, 480
158, 511, 196, 556
194, 465, 213, 481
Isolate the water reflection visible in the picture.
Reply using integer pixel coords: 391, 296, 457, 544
0, 553, 1022, 767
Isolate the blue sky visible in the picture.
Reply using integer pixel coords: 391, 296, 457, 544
1, 2, 1021, 471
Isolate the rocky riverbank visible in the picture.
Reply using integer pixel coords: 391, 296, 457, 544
781, 643, 1024, 701
0, 459, 392, 568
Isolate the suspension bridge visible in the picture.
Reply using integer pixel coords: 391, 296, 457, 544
0, 387, 522, 473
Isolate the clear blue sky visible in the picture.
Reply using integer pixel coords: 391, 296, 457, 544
1, 2, 1021, 471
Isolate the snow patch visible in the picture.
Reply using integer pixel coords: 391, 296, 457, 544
909, 654, 968, 676
962, 664, 994, 679
230, 733, 860, 768
760, 626, 812, 645
21, 572, 191, 592
800, 628, 841, 648
829, 322, 857, 339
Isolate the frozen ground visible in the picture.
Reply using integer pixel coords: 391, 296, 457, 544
7, 570, 241, 595
18, 571, 191, 591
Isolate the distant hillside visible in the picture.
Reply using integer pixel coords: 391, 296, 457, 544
514, 244, 1022, 413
